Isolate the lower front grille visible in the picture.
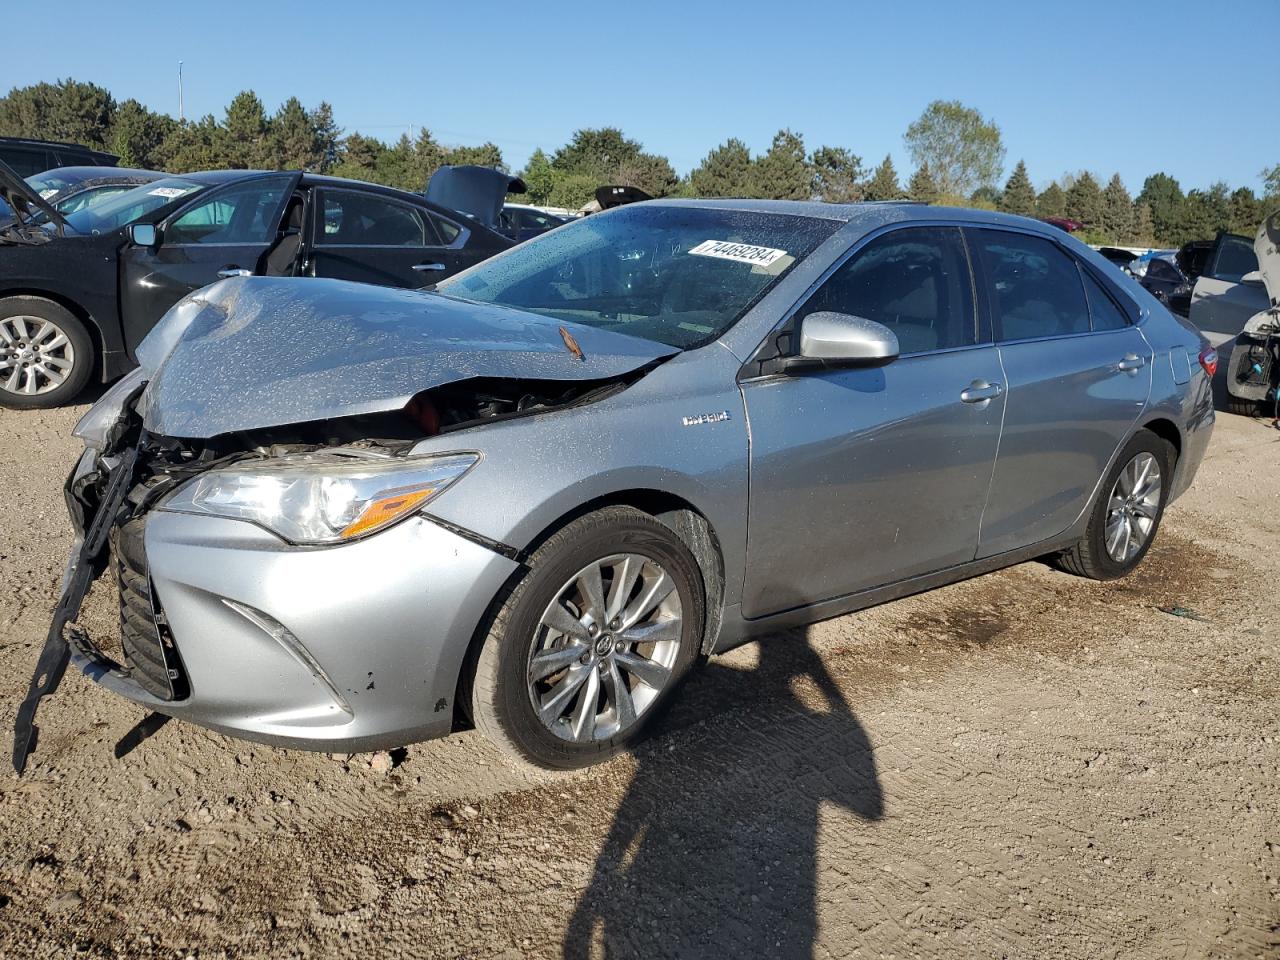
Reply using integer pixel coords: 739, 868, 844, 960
112, 517, 186, 700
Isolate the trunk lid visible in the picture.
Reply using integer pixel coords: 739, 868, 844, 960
424, 165, 526, 230
1255, 207, 1280, 306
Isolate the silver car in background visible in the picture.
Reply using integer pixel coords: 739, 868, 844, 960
14, 200, 1216, 773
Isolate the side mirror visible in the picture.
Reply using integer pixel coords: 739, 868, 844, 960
128, 222, 159, 248
793, 312, 899, 367
1241, 269, 1264, 285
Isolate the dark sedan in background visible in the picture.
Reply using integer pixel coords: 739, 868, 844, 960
0, 164, 512, 407
22, 166, 165, 217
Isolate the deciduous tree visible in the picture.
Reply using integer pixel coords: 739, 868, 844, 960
903, 99, 1005, 197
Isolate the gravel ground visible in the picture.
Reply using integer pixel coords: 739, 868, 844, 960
0, 400, 1277, 959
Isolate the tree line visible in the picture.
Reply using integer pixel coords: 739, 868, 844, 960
2, 79, 1276, 249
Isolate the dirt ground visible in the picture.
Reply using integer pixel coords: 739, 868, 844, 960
0, 399, 1277, 959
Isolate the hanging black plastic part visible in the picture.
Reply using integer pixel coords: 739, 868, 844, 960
12, 446, 137, 775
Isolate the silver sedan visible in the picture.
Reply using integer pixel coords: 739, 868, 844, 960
14, 199, 1216, 773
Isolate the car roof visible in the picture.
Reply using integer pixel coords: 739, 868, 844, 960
647, 197, 1070, 237
0, 136, 118, 159
35, 166, 162, 183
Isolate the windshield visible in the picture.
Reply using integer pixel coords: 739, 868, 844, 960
61, 177, 204, 235
437, 205, 841, 348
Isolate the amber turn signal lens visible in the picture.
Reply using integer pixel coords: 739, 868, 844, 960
339, 488, 435, 540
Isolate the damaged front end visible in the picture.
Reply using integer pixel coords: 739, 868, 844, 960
14, 276, 672, 773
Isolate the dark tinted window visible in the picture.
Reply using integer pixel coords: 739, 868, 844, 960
974, 230, 1090, 341
429, 212, 461, 244
1146, 259, 1182, 283
1081, 269, 1129, 331
2, 147, 52, 177
318, 190, 435, 246
796, 226, 976, 353
1209, 234, 1259, 283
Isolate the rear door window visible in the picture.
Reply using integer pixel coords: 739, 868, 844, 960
795, 226, 977, 353
317, 189, 439, 246
972, 230, 1091, 341
1080, 268, 1130, 331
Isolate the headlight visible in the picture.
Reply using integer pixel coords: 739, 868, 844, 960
72, 367, 146, 450
160, 451, 478, 544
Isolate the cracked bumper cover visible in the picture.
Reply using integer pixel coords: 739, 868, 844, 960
75, 509, 519, 752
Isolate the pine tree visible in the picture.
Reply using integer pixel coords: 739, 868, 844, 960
1136, 173, 1184, 246
907, 163, 938, 204
999, 160, 1036, 217
264, 97, 322, 171
1100, 174, 1133, 242
1131, 202, 1155, 246
689, 138, 752, 197
1036, 182, 1066, 218
863, 154, 903, 201
222, 91, 269, 169
521, 148, 555, 204
748, 129, 810, 200
1065, 171, 1103, 228
809, 146, 864, 203
108, 99, 175, 169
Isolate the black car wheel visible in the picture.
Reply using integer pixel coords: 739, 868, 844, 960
1056, 429, 1175, 581
0, 296, 94, 409
467, 506, 705, 769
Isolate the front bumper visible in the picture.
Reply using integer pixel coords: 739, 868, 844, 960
74, 506, 519, 752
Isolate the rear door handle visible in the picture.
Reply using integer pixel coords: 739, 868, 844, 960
1117, 354, 1145, 372
412, 262, 447, 272
960, 380, 1003, 404
217, 268, 253, 278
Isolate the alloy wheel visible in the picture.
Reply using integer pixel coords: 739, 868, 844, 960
528, 553, 682, 743
0, 315, 76, 396
1104, 451, 1162, 563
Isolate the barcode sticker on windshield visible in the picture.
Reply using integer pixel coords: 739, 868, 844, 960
38, 188, 58, 199
148, 187, 189, 198
688, 240, 788, 267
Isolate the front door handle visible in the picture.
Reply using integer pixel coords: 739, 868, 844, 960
217, 268, 253, 279
960, 380, 1003, 404
1117, 354, 1146, 372
412, 262, 447, 272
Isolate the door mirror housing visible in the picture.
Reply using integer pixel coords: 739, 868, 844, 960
128, 222, 159, 248
1241, 269, 1264, 285
792, 312, 900, 368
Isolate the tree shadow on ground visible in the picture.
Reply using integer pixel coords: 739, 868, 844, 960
563, 622, 884, 959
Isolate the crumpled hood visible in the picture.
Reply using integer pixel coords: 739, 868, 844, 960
136, 276, 677, 439
1256, 207, 1280, 306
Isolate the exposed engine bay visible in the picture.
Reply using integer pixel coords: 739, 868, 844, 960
12, 370, 640, 774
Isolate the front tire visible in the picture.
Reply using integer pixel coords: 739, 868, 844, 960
468, 507, 705, 769
1056, 429, 1174, 581
0, 297, 95, 409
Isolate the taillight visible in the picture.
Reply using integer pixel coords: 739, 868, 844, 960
1198, 346, 1218, 378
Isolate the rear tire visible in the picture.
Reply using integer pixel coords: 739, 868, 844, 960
1225, 395, 1261, 417
1056, 429, 1174, 581
0, 296, 95, 409
467, 507, 705, 769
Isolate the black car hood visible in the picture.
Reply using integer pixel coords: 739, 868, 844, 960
425, 165, 527, 230
136, 276, 677, 439
0, 157, 67, 234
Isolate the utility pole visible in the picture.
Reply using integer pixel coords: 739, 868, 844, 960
178, 61, 184, 122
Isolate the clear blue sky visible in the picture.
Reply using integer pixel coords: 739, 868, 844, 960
27, 0, 1279, 193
